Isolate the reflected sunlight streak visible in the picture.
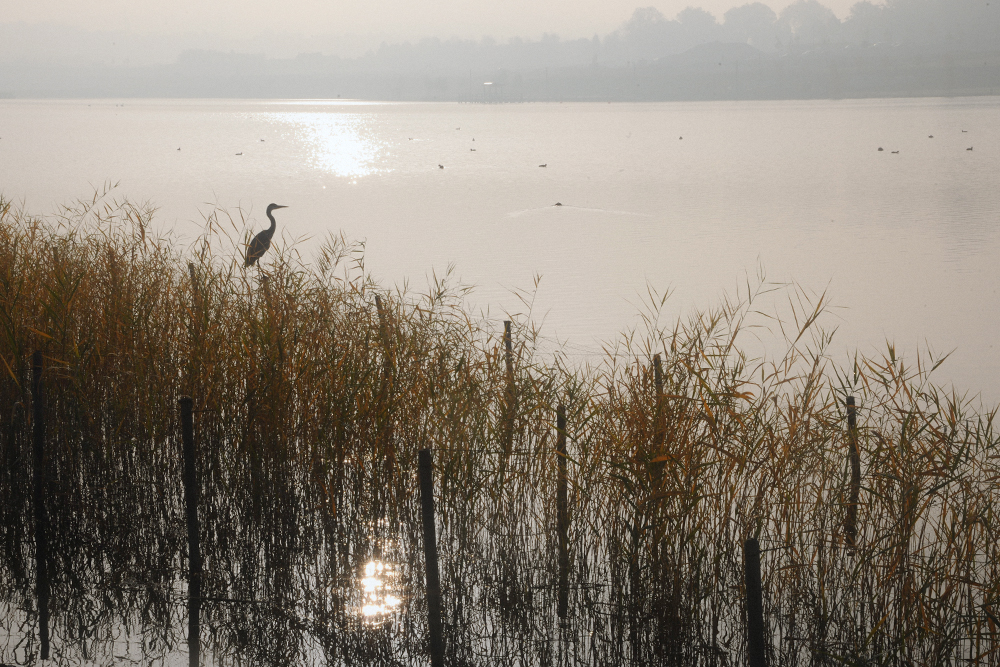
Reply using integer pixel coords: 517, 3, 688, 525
360, 559, 402, 622
267, 112, 387, 178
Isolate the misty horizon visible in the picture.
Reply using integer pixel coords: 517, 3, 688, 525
2, 0, 998, 101
2, 0, 998, 69
1, 0, 869, 58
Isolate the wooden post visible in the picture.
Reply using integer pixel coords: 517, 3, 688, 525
845, 396, 860, 547
373, 294, 396, 537
652, 353, 665, 479
31, 351, 50, 660
188, 262, 199, 297
179, 397, 201, 667
503, 321, 514, 378
374, 294, 391, 377
556, 404, 569, 621
418, 450, 445, 667
744, 537, 767, 667
502, 320, 514, 457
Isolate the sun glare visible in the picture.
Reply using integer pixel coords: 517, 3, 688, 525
360, 559, 402, 621
265, 111, 387, 178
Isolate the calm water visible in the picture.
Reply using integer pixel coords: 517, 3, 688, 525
2, 97, 999, 401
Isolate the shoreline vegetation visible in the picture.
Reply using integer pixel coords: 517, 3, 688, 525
2, 191, 1000, 665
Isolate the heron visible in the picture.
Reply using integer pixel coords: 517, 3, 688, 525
245, 204, 287, 267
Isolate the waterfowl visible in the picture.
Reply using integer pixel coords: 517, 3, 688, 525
246, 204, 288, 267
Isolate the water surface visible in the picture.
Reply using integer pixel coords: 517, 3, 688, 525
2, 97, 998, 400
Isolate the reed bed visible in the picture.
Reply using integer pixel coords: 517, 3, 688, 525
1, 191, 999, 666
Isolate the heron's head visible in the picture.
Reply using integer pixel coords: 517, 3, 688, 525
266, 203, 288, 214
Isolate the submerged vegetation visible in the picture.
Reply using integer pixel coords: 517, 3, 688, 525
1, 191, 999, 666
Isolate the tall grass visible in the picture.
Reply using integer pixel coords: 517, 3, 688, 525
1, 190, 999, 666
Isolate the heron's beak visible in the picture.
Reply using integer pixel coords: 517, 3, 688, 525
275, 205, 288, 209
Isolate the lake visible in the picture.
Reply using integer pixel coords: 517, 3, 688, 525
2, 96, 998, 402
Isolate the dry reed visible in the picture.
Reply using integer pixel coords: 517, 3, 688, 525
0, 190, 998, 666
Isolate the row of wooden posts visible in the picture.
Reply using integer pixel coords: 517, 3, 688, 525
26, 343, 860, 665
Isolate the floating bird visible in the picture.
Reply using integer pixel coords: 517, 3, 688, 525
470, 148, 476, 151
245, 204, 287, 267
929, 135, 934, 138
177, 148, 181, 151
236, 152, 243, 156
438, 164, 444, 169
679, 136, 683, 140
963, 130, 968, 133
891, 151, 899, 154
539, 164, 547, 167
554, 202, 563, 206
967, 147, 974, 151
878, 147, 884, 151
260, 139, 265, 142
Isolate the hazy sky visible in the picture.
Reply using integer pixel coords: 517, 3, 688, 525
6, 0, 869, 41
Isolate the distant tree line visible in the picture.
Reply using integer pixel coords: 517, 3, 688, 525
314, 0, 1000, 74
1, 0, 998, 99
606, 0, 999, 62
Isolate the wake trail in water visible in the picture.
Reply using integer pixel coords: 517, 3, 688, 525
507, 204, 653, 218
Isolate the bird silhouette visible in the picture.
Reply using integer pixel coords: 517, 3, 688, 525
246, 204, 287, 267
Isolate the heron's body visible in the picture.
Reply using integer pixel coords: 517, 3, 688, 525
246, 204, 287, 267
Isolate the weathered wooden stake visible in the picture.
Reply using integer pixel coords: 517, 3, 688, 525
179, 397, 201, 667
188, 262, 199, 297
374, 294, 392, 379
744, 537, 767, 667
653, 353, 663, 393
418, 449, 445, 667
31, 351, 50, 660
556, 404, 569, 621
652, 353, 665, 479
502, 320, 514, 457
845, 396, 860, 547
373, 294, 396, 534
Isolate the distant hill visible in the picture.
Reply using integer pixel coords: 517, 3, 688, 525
2, 0, 999, 101
3, 42, 999, 101
663, 42, 771, 66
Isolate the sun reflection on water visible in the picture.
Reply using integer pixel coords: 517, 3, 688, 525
360, 559, 402, 621
264, 112, 387, 178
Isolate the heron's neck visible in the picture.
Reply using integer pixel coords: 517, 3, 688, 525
266, 211, 277, 232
